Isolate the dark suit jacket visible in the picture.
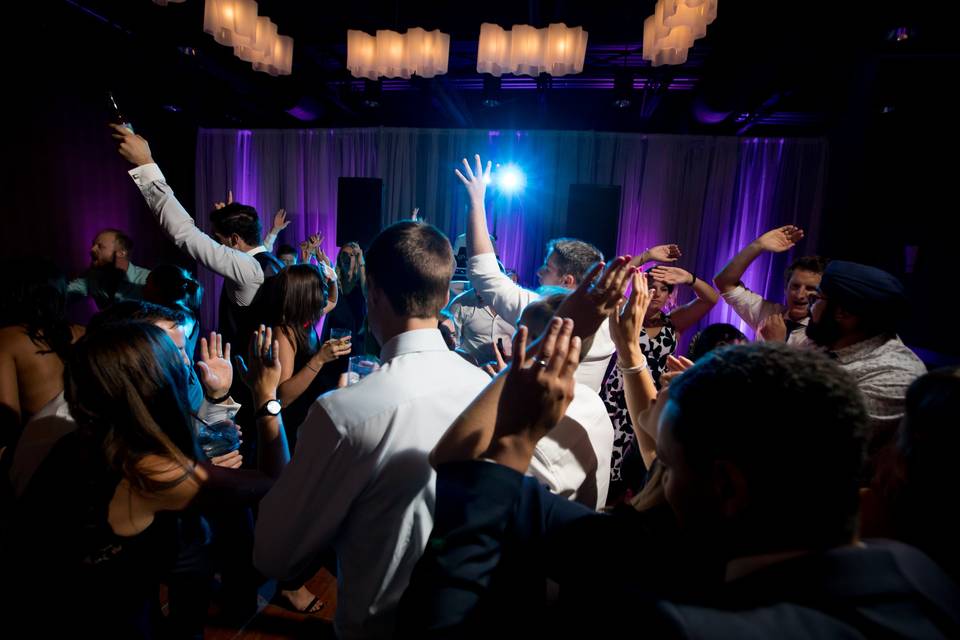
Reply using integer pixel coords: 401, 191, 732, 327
397, 461, 960, 639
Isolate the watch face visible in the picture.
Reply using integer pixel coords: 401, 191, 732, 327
266, 399, 282, 415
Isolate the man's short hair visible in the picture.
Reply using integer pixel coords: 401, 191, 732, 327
210, 203, 262, 247
88, 300, 186, 334
102, 228, 134, 254
277, 244, 298, 257
365, 221, 454, 318
519, 288, 594, 360
668, 342, 867, 552
785, 255, 828, 282
546, 238, 603, 284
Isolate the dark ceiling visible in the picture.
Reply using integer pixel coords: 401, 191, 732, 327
23, 1, 960, 136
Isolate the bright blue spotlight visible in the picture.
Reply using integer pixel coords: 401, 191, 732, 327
496, 164, 525, 193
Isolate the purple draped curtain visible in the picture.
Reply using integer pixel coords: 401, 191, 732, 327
195, 128, 827, 345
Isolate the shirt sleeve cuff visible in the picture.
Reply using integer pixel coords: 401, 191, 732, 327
128, 162, 165, 187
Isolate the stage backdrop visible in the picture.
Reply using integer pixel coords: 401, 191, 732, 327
195, 127, 827, 347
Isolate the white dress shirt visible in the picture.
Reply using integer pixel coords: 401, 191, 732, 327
467, 252, 615, 392
528, 383, 614, 511
721, 284, 810, 346
128, 163, 265, 306
447, 288, 516, 363
254, 329, 490, 639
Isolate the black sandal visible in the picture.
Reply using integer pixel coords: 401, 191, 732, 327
272, 590, 325, 614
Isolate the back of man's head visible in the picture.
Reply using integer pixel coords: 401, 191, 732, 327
667, 342, 867, 555
210, 203, 262, 247
365, 221, 454, 318
519, 288, 594, 360
546, 238, 603, 284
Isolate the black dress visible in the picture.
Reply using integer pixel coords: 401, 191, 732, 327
280, 327, 341, 450
601, 314, 678, 503
5, 429, 179, 637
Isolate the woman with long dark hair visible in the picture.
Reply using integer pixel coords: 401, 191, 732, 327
271, 264, 351, 445
5, 322, 287, 636
0, 259, 84, 452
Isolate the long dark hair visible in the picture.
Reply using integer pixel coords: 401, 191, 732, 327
0, 258, 73, 359
269, 264, 329, 357
65, 321, 199, 494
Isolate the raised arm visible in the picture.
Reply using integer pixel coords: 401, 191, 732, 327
458, 154, 535, 324
455, 155, 496, 257
627, 244, 682, 268
112, 124, 263, 290
608, 271, 659, 468
650, 266, 720, 333
262, 209, 290, 252
713, 225, 805, 294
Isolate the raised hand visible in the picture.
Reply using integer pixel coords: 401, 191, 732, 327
213, 190, 234, 211
110, 123, 154, 166
196, 332, 233, 399
492, 318, 581, 447
649, 265, 694, 286
454, 154, 492, 204
646, 244, 682, 263
756, 225, 804, 253
411, 207, 420, 221
610, 270, 652, 356
556, 256, 636, 341
660, 354, 695, 388
234, 325, 281, 400
482, 339, 509, 378
272, 209, 290, 233
758, 313, 788, 342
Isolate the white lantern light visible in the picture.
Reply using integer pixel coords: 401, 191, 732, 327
477, 23, 512, 76
236, 16, 275, 63
375, 29, 410, 79
543, 23, 588, 76
204, 0, 258, 48
509, 24, 546, 76
347, 30, 378, 80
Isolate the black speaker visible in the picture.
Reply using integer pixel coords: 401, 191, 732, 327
566, 184, 622, 261
336, 177, 383, 249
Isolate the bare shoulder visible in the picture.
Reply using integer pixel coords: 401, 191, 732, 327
0, 326, 31, 352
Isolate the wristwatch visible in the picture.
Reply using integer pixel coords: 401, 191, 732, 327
254, 399, 282, 419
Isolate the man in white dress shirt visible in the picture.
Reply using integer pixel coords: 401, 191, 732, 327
519, 291, 614, 510
455, 156, 615, 392
254, 221, 491, 639
112, 124, 285, 348
713, 225, 827, 345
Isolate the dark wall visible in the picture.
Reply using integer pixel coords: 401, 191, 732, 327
3, 2, 199, 321
819, 53, 960, 358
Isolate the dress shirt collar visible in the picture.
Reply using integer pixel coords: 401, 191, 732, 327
379, 328, 451, 363
247, 245, 267, 257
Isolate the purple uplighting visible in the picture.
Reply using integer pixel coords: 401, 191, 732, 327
194, 128, 826, 340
